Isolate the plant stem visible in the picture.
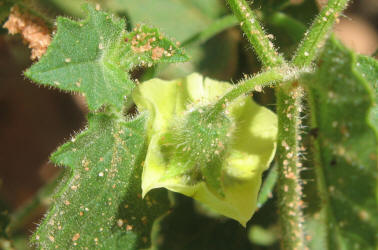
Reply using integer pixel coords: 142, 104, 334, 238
227, 0, 350, 248
288, 1, 350, 248
276, 83, 306, 250
275, 1, 351, 249
226, 1, 306, 248
214, 68, 284, 112
226, 0, 285, 67
292, 0, 350, 67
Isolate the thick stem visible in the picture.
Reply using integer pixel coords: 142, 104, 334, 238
292, 0, 350, 67
276, 84, 306, 250
226, 0, 285, 67
276, 1, 350, 248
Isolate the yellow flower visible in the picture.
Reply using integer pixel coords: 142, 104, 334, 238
133, 73, 277, 226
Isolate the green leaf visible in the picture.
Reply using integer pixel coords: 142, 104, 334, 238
306, 37, 377, 249
256, 164, 278, 208
32, 114, 170, 249
133, 73, 277, 226
107, 0, 224, 42
355, 54, 378, 130
25, 4, 187, 111
305, 215, 327, 250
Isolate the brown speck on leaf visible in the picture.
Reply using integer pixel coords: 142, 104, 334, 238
72, 233, 80, 241
3, 6, 51, 60
132, 43, 152, 53
151, 47, 164, 60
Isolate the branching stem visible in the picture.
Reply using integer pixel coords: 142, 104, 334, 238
225, 2, 306, 246
225, 1, 306, 248
227, 0, 350, 249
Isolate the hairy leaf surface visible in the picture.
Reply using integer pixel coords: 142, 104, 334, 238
306, 37, 377, 249
25, 4, 187, 111
32, 114, 170, 249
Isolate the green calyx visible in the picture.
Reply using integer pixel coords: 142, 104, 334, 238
161, 106, 233, 197
132, 73, 277, 226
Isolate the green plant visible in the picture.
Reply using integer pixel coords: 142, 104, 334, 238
1, 0, 376, 249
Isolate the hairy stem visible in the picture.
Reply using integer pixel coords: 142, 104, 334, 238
275, 1, 351, 249
289, 1, 350, 249
292, 0, 350, 67
227, 0, 350, 248
214, 68, 284, 112
276, 83, 306, 250
226, 0, 285, 67
226, 0, 306, 247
